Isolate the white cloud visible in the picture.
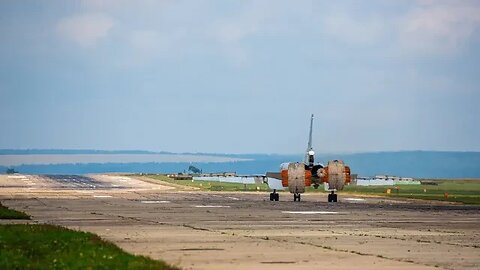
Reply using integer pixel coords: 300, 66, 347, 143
57, 13, 114, 47
206, 2, 270, 66
206, 1, 302, 66
123, 29, 186, 66
54, 1, 480, 62
311, 1, 480, 56
398, 0, 480, 54
320, 13, 386, 45
130, 30, 167, 52
214, 21, 259, 45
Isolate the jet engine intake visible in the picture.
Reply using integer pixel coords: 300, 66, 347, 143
280, 162, 311, 193
319, 160, 351, 191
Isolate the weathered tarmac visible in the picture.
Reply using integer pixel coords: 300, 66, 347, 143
1, 174, 479, 270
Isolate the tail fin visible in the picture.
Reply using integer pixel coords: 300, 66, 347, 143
305, 114, 315, 167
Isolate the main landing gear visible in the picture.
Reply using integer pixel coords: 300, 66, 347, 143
269, 189, 279, 201
327, 191, 338, 202
269, 190, 302, 202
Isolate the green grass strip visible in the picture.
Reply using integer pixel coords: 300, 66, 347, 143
144, 174, 271, 192
0, 224, 179, 270
340, 181, 480, 205
0, 203, 30, 219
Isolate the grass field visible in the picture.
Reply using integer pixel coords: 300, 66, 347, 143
0, 224, 178, 270
339, 180, 480, 204
143, 174, 271, 192
0, 202, 30, 219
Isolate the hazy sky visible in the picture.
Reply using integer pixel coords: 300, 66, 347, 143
1, 0, 479, 154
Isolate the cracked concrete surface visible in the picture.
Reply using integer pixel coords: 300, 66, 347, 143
1, 174, 479, 270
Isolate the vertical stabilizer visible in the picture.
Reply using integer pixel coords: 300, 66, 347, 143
305, 114, 315, 167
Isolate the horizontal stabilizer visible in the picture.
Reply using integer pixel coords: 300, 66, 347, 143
267, 178, 285, 190
266, 172, 281, 179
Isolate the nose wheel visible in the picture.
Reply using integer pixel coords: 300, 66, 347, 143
269, 189, 280, 201
293, 193, 301, 202
327, 191, 337, 202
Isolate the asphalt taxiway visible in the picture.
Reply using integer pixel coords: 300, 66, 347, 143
0, 174, 479, 270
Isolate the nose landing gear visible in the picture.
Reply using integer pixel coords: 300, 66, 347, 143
269, 189, 280, 201
327, 191, 337, 202
293, 193, 301, 202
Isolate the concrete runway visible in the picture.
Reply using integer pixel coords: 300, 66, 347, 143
1, 174, 479, 270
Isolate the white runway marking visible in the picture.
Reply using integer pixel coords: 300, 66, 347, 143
344, 198, 366, 202
8, 175, 27, 179
227, 197, 240, 201
193, 205, 231, 208
141, 200, 170, 204
93, 195, 112, 198
282, 211, 342, 215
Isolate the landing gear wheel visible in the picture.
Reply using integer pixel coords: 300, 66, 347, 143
328, 192, 337, 202
293, 193, 301, 202
270, 190, 280, 201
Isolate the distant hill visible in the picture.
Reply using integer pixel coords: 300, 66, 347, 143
0, 149, 172, 155
0, 149, 151, 155
319, 151, 480, 179
1, 150, 479, 178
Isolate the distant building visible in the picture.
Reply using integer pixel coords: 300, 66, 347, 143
200, 172, 236, 177
355, 175, 420, 186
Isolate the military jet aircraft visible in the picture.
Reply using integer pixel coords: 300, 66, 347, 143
265, 114, 351, 202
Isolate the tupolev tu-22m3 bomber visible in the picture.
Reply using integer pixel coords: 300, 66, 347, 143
265, 114, 351, 202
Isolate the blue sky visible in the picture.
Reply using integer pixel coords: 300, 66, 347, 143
1, 0, 479, 154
